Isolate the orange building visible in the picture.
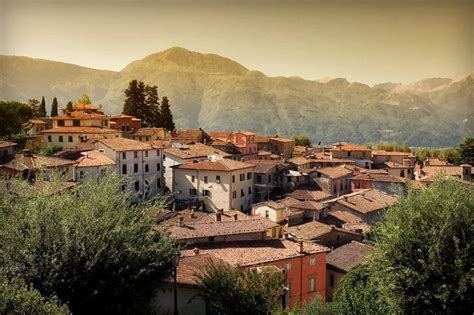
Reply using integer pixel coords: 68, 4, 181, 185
109, 114, 142, 132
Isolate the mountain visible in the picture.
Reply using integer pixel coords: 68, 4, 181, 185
1, 47, 472, 147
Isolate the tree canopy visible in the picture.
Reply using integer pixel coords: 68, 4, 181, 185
0, 101, 34, 138
50, 97, 59, 117
0, 172, 179, 314
38, 96, 47, 117
76, 94, 92, 105
292, 134, 311, 147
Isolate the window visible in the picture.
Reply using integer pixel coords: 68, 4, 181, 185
122, 164, 127, 175
348, 151, 352, 157
191, 175, 195, 183
58, 136, 63, 142
308, 276, 316, 292
79, 171, 84, 179
134, 163, 138, 173
202, 189, 210, 196
268, 174, 271, 182
248, 187, 252, 194
73, 120, 80, 127
309, 258, 316, 266
355, 181, 361, 189
232, 175, 235, 183
57, 120, 64, 127
240, 174, 245, 181
240, 189, 244, 197
157, 163, 161, 171
400, 170, 405, 177
256, 175, 262, 183
47, 135, 52, 142
340, 182, 343, 190
216, 175, 221, 184
190, 188, 197, 196
265, 209, 269, 218
145, 151, 148, 157
247, 172, 252, 180
333, 185, 337, 195
209, 236, 215, 242
204, 176, 208, 184
122, 152, 126, 159
329, 274, 334, 287
145, 164, 149, 172
68, 136, 73, 143
157, 178, 161, 188
285, 263, 291, 270
287, 281, 291, 295
232, 191, 237, 199
134, 151, 138, 158
134, 181, 140, 191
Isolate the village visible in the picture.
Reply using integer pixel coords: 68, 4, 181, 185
0, 101, 472, 314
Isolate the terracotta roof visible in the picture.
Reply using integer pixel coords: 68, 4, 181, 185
317, 166, 353, 178
42, 127, 119, 134
257, 150, 272, 156
150, 140, 172, 150
164, 143, 231, 159
255, 135, 270, 143
72, 103, 99, 110
419, 165, 471, 177
426, 158, 450, 166
96, 137, 152, 151
326, 241, 375, 272
172, 128, 206, 139
168, 219, 268, 241
110, 114, 134, 119
157, 209, 208, 228
332, 189, 398, 214
181, 239, 329, 267
288, 156, 311, 165
0, 141, 17, 149
191, 211, 278, 228
327, 210, 365, 224
75, 150, 115, 168
175, 254, 223, 286
372, 150, 413, 156
176, 158, 254, 172
270, 137, 294, 143
278, 197, 325, 212
342, 222, 371, 233
0, 152, 75, 171
331, 143, 370, 152
52, 111, 107, 120
209, 131, 232, 139
384, 161, 410, 169
351, 173, 406, 183
287, 220, 334, 240
245, 159, 288, 173
236, 131, 256, 136
287, 189, 332, 202
252, 200, 287, 210
132, 128, 167, 137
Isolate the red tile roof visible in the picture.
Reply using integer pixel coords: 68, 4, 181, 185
351, 173, 406, 183
332, 189, 398, 214
175, 254, 224, 286
326, 241, 375, 272
75, 150, 115, 168
164, 143, 231, 159
176, 158, 254, 172
331, 143, 370, 152
42, 127, 119, 134
0, 141, 17, 149
287, 189, 332, 202
52, 111, 107, 120
0, 152, 75, 172
97, 137, 153, 151
132, 128, 167, 137
317, 166, 353, 178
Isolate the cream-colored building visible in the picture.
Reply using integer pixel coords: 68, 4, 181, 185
73, 150, 116, 182
42, 127, 121, 149
95, 138, 164, 198
251, 200, 287, 224
172, 158, 255, 212
131, 128, 168, 142
330, 143, 371, 168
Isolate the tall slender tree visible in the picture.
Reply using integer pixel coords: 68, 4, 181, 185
50, 97, 59, 117
123, 80, 146, 121
38, 97, 47, 117
66, 101, 73, 111
159, 96, 175, 131
144, 85, 160, 127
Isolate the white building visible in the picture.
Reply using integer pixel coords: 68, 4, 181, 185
172, 158, 255, 212
73, 150, 116, 182
163, 143, 231, 190
95, 138, 164, 198
43, 127, 121, 150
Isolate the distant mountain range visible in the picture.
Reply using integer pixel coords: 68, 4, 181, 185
1, 47, 472, 147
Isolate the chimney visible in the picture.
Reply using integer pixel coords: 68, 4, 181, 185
233, 213, 238, 221
298, 240, 304, 254
193, 247, 200, 255
190, 207, 196, 218
216, 211, 222, 222
178, 217, 184, 227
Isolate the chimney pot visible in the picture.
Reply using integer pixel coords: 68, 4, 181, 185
233, 213, 238, 221
178, 217, 184, 227
216, 212, 222, 222
193, 247, 199, 255
298, 240, 304, 253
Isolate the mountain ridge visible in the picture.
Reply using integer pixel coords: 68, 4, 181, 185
1, 47, 472, 146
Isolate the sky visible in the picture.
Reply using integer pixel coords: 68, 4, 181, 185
1, 0, 472, 85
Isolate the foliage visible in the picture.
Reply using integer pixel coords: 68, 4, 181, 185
50, 97, 59, 117
39, 96, 47, 117
28, 99, 40, 117
0, 271, 70, 315
277, 296, 332, 315
66, 101, 73, 111
335, 178, 474, 314
459, 137, 474, 165
0, 172, 179, 314
76, 94, 91, 104
0, 101, 34, 137
159, 96, 175, 131
144, 85, 161, 127
197, 262, 285, 315
123, 80, 147, 122
292, 134, 311, 147
373, 142, 410, 152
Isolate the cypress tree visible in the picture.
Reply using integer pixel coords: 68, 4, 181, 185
38, 97, 47, 117
123, 80, 146, 121
66, 101, 73, 111
144, 85, 160, 127
51, 97, 59, 117
160, 96, 175, 132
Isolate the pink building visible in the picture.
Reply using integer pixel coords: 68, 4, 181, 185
230, 131, 257, 161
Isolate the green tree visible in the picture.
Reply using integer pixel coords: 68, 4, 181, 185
0, 272, 70, 315
0, 172, 179, 314
144, 85, 160, 127
50, 97, 59, 117
38, 96, 47, 117
292, 134, 311, 146
123, 80, 147, 120
459, 137, 474, 165
66, 101, 73, 111
0, 101, 34, 137
76, 94, 91, 104
159, 96, 175, 131
277, 296, 332, 315
197, 262, 285, 315
28, 99, 40, 117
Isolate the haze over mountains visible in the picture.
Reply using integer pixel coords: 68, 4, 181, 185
1, 47, 472, 147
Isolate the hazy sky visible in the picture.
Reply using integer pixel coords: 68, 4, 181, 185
1, 0, 472, 85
